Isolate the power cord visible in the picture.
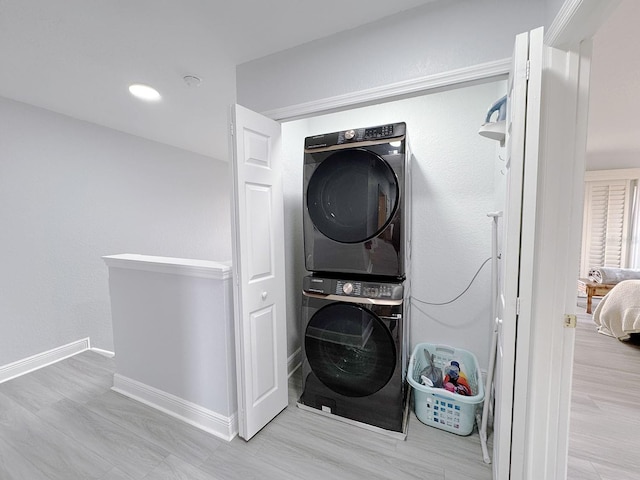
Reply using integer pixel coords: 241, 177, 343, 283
411, 257, 492, 306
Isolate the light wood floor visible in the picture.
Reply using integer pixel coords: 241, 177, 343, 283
567, 306, 640, 480
2, 313, 635, 479
0, 351, 493, 479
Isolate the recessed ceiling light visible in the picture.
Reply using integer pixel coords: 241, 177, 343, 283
128, 84, 161, 102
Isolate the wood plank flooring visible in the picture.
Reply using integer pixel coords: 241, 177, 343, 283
2, 310, 634, 480
567, 309, 640, 480
0, 351, 492, 480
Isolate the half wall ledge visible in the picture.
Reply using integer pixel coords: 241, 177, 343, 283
102, 253, 232, 280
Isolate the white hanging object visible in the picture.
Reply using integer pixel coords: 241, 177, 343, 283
476, 211, 503, 464
478, 95, 507, 146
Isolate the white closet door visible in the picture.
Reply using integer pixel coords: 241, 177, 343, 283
229, 104, 288, 440
493, 27, 544, 479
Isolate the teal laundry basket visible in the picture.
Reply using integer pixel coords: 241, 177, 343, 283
408, 343, 484, 436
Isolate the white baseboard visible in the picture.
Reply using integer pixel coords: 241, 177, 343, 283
112, 374, 238, 442
90, 347, 115, 358
0, 338, 90, 384
287, 347, 302, 377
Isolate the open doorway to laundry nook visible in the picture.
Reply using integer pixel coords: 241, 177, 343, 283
277, 78, 507, 463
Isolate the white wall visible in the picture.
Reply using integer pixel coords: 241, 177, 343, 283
282, 80, 506, 369
106, 257, 236, 425
280, 117, 312, 360
586, 0, 640, 170
545, 0, 568, 28
237, 0, 544, 113
0, 97, 232, 366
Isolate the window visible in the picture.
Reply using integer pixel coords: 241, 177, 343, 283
580, 169, 640, 277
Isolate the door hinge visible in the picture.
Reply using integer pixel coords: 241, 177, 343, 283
525, 60, 531, 80
516, 297, 521, 315
229, 122, 235, 137
564, 314, 577, 328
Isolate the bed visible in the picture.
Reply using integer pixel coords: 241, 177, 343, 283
593, 279, 640, 341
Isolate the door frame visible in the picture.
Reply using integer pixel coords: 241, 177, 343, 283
510, 35, 586, 480
516, 2, 619, 478
259, 2, 618, 478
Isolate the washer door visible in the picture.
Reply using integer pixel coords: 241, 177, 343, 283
305, 302, 396, 397
306, 148, 398, 244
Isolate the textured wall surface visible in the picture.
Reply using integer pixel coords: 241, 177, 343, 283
0, 97, 232, 366
282, 80, 506, 368
237, 0, 544, 113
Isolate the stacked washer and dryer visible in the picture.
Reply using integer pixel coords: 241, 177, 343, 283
298, 122, 411, 437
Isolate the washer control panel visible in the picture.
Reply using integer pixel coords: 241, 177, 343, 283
304, 122, 406, 150
303, 275, 403, 300
337, 280, 361, 296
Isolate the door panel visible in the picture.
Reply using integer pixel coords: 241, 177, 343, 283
230, 104, 288, 441
245, 183, 273, 280
493, 29, 529, 478
493, 28, 543, 479
250, 306, 276, 403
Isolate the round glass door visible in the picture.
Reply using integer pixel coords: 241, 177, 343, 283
305, 303, 396, 397
306, 149, 398, 244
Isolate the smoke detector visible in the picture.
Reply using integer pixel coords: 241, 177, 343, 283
183, 75, 202, 87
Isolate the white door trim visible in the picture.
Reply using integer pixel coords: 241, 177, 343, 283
531, 3, 618, 479
545, 0, 621, 49
513, 36, 583, 480
260, 0, 620, 126
556, 42, 593, 480
262, 58, 510, 122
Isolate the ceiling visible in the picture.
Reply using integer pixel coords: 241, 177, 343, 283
0, 0, 436, 159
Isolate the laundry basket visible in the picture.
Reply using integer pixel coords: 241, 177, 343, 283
408, 343, 484, 435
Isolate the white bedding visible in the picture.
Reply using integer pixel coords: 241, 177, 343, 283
593, 280, 640, 341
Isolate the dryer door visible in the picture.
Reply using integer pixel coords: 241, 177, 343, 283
305, 302, 396, 397
306, 148, 398, 244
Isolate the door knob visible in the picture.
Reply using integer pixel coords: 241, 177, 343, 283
261, 291, 268, 300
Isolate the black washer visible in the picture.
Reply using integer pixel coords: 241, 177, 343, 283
304, 302, 396, 397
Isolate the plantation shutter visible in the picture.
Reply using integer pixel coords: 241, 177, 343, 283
580, 179, 633, 277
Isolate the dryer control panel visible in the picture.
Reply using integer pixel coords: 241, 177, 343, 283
303, 275, 403, 300
304, 122, 406, 150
